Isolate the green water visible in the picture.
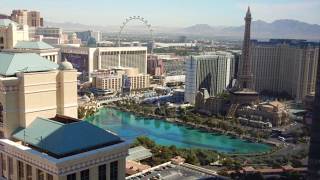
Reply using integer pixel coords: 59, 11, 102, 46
86, 108, 271, 154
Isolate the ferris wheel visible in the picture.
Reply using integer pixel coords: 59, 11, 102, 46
118, 16, 155, 53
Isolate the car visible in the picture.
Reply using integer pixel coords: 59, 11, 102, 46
278, 136, 286, 142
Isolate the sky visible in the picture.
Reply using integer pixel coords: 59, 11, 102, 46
1, 0, 320, 27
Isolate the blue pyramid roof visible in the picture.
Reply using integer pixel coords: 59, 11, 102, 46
13, 117, 123, 158
14, 41, 54, 50
0, 52, 58, 76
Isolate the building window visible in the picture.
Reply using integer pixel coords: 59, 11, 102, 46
47, 174, 53, 180
80, 169, 89, 180
0, 103, 3, 123
8, 157, 13, 180
0, 37, 3, 44
17, 161, 24, 180
110, 161, 118, 180
67, 173, 76, 180
26, 164, 32, 180
0, 153, 5, 177
98, 164, 106, 180
37, 169, 45, 180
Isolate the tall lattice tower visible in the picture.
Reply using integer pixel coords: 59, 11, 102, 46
238, 7, 254, 89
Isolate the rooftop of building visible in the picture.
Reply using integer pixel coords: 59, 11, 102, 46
97, 46, 147, 51
12, 116, 123, 158
259, 101, 286, 109
126, 160, 151, 176
191, 54, 231, 61
251, 39, 320, 48
0, 18, 17, 27
127, 146, 152, 161
0, 52, 58, 76
14, 41, 54, 50
227, 165, 307, 175
127, 162, 226, 180
231, 89, 259, 95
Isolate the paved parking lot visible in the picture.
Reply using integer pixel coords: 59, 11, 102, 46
127, 164, 213, 180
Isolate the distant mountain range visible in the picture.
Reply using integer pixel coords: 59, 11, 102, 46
181, 19, 320, 40
45, 19, 320, 40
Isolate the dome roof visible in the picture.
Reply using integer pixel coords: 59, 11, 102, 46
59, 59, 74, 70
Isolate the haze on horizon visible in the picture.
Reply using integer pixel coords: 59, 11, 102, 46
1, 0, 320, 27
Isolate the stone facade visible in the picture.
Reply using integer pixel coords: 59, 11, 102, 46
0, 69, 78, 138
236, 101, 289, 126
0, 139, 128, 180
195, 88, 228, 116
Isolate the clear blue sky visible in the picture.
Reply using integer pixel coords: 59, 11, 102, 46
1, 0, 319, 27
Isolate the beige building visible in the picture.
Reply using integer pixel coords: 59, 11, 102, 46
59, 46, 148, 82
236, 101, 289, 127
96, 47, 147, 74
10, 10, 43, 27
0, 19, 29, 50
0, 52, 77, 137
69, 33, 82, 45
0, 52, 129, 180
251, 39, 319, 102
94, 67, 150, 92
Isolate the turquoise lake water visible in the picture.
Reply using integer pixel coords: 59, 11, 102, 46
86, 108, 271, 154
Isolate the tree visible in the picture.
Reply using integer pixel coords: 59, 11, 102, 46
134, 136, 156, 149
78, 106, 86, 119
185, 151, 199, 165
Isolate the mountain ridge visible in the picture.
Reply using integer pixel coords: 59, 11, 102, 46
44, 19, 320, 40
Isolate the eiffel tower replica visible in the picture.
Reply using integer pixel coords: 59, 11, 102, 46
227, 7, 259, 117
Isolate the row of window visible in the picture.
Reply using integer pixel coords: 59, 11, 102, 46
0, 103, 3, 123
100, 51, 146, 55
0, 154, 53, 180
67, 161, 118, 180
43, 55, 56, 62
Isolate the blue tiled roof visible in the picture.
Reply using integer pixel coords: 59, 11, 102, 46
13, 117, 122, 158
14, 41, 54, 49
0, 52, 58, 76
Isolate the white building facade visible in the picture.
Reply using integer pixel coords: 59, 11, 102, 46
185, 53, 234, 104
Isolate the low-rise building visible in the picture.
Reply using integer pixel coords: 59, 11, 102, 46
236, 101, 290, 126
93, 67, 150, 93
34, 27, 68, 45
195, 88, 228, 116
